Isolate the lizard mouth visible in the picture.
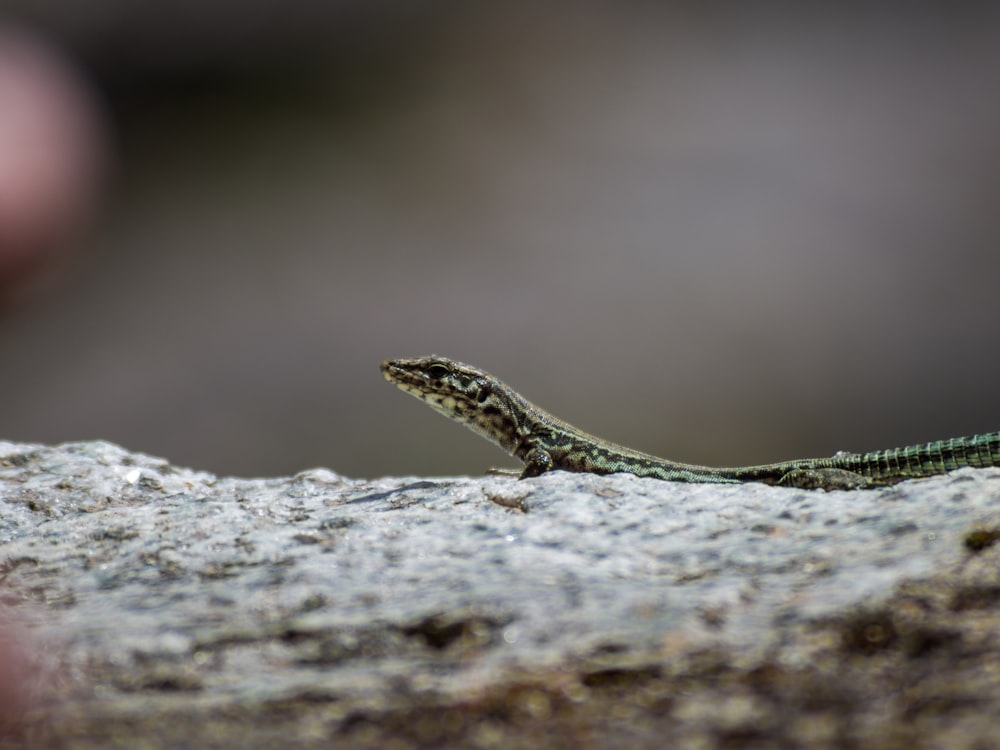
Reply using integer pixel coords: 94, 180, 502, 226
381, 356, 466, 391
380, 357, 455, 399
380, 359, 405, 382
380, 359, 423, 393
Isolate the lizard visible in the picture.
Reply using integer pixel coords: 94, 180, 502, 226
381, 355, 1000, 490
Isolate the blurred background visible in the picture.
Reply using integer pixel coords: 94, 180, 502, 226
1, 2, 999, 479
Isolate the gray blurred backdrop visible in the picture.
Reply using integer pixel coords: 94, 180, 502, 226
2, 2, 999, 478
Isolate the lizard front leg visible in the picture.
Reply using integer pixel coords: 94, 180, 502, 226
520, 447, 554, 478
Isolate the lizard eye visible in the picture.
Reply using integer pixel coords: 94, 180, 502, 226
476, 384, 490, 403
427, 363, 449, 379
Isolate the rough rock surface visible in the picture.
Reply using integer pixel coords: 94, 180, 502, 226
1, 440, 999, 748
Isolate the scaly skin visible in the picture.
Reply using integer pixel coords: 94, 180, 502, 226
381, 356, 1000, 490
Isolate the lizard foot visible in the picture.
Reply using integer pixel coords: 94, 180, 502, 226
777, 468, 872, 491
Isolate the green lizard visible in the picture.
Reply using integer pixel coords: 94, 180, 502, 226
381, 356, 1000, 490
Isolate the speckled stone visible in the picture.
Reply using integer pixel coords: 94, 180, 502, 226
2, 440, 999, 748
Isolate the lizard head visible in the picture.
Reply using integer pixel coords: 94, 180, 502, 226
380, 356, 528, 454
380, 356, 492, 425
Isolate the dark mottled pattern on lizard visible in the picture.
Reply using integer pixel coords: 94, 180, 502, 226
381, 356, 1000, 491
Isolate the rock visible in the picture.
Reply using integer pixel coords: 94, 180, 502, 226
1, 440, 999, 748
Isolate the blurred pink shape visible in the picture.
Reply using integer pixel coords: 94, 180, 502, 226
0, 24, 109, 307
0, 621, 38, 734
